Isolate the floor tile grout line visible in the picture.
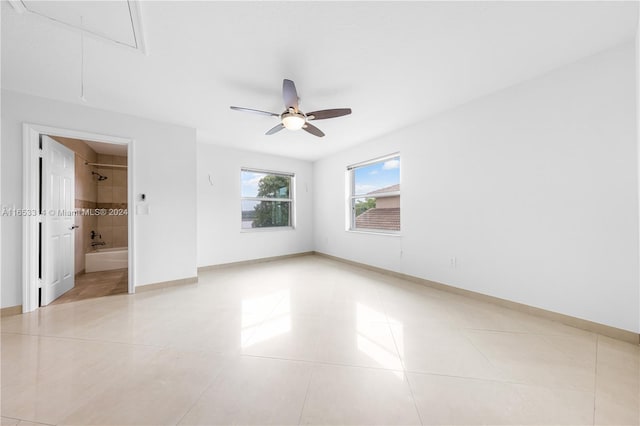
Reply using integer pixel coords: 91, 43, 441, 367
237, 350, 595, 394
172, 356, 233, 426
0, 416, 41, 426
402, 368, 598, 394
384, 315, 424, 426
1, 330, 167, 350
463, 326, 597, 338
238, 352, 406, 373
462, 328, 509, 379
403, 371, 425, 426
296, 363, 316, 426
240, 349, 595, 398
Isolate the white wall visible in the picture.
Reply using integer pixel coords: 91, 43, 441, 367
636, 6, 640, 337
314, 42, 639, 333
197, 143, 313, 267
1, 90, 198, 308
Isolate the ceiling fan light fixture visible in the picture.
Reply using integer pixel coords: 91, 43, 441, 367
230, 79, 351, 137
282, 113, 306, 130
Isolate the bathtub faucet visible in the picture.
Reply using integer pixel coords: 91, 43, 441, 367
91, 241, 106, 247
90, 230, 101, 240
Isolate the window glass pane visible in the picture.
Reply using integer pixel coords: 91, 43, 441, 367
353, 156, 400, 196
242, 200, 290, 229
350, 155, 400, 232
241, 171, 291, 198
353, 197, 400, 231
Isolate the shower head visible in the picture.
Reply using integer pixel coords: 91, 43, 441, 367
92, 171, 108, 181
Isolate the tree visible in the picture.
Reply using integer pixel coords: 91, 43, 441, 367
355, 198, 376, 216
253, 175, 290, 227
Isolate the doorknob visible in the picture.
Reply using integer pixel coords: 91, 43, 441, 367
70, 225, 79, 230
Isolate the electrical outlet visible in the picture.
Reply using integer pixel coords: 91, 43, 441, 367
450, 257, 457, 269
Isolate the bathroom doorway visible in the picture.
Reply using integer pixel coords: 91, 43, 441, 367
22, 124, 135, 312
49, 136, 129, 305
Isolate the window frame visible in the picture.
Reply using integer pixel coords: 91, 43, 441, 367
240, 168, 295, 231
347, 153, 401, 234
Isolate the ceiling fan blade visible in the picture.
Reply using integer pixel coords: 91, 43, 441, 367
265, 123, 285, 135
283, 79, 299, 111
230, 106, 279, 117
307, 108, 352, 120
303, 122, 325, 137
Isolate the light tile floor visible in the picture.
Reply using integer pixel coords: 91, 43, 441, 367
1, 255, 638, 425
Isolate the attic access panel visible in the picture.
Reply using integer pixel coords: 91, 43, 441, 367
14, 0, 145, 51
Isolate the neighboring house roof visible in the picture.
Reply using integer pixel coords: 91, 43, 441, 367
355, 208, 400, 231
366, 184, 400, 196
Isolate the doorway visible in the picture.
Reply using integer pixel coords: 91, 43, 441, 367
22, 124, 135, 312
49, 135, 129, 305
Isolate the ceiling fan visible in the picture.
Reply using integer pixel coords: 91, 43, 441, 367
230, 79, 352, 138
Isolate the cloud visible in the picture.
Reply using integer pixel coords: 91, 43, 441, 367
246, 175, 262, 186
382, 159, 400, 170
369, 170, 378, 175
241, 172, 264, 194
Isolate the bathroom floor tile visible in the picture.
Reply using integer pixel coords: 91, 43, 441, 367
51, 268, 128, 305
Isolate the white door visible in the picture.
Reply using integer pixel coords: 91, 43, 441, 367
41, 135, 75, 305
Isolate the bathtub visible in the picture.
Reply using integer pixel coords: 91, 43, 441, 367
85, 247, 128, 273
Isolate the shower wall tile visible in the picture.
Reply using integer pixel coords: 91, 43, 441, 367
97, 154, 114, 164
97, 214, 113, 230
74, 156, 97, 203
113, 213, 128, 227
113, 169, 127, 186
112, 155, 127, 166
87, 169, 97, 202
98, 186, 113, 203
92, 154, 128, 252
113, 186, 127, 203
113, 226, 128, 248
64, 141, 98, 203
100, 228, 114, 250
75, 199, 97, 275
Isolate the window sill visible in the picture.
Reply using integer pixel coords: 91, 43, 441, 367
347, 229, 402, 237
241, 226, 296, 233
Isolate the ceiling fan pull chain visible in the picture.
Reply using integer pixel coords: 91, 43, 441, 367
80, 15, 86, 102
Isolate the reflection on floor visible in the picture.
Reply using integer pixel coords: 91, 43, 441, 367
1, 256, 638, 425
51, 268, 128, 305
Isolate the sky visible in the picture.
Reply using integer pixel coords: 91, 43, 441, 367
241, 171, 265, 197
354, 156, 400, 195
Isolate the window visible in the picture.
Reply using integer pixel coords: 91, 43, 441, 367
348, 154, 400, 232
241, 169, 294, 229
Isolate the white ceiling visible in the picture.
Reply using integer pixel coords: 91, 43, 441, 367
2, 1, 638, 161
19, 0, 140, 48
